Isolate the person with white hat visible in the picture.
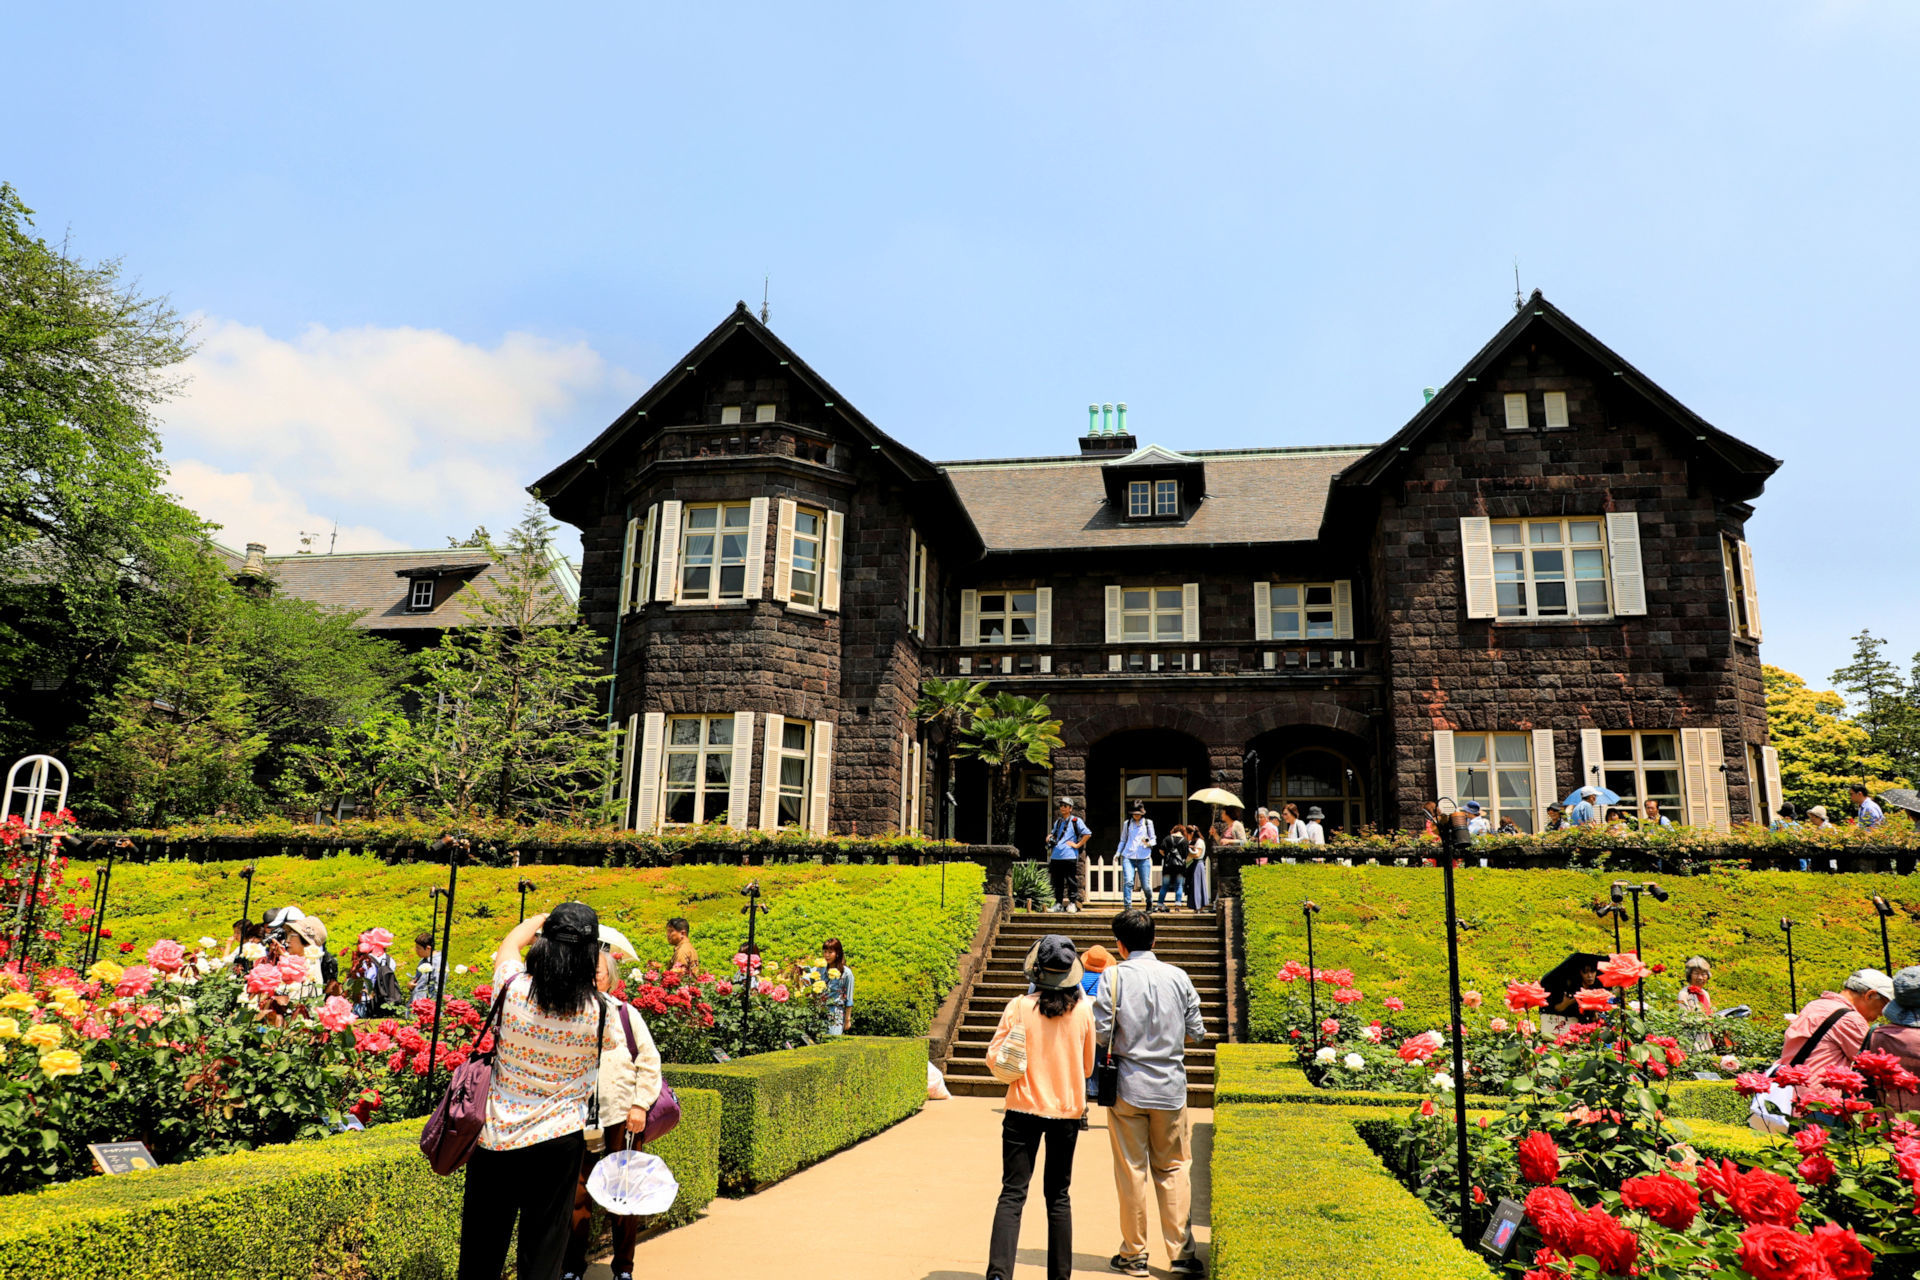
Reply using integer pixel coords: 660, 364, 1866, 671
1864, 966, 1920, 1113
1775, 969, 1893, 1127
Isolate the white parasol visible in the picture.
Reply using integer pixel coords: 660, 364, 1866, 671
1189, 787, 1244, 810
598, 924, 639, 960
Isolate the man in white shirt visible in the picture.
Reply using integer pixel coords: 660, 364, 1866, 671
1116, 803, 1157, 911
1465, 801, 1492, 838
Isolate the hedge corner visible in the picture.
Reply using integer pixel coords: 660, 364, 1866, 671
665, 1037, 926, 1191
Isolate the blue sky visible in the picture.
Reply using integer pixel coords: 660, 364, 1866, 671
10, 2, 1918, 687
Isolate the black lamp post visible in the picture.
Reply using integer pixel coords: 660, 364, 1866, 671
238, 863, 256, 923
517, 878, 536, 923
84, 840, 122, 969
739, 881, 769, 1057
1611, 880, 1670, 1013
1872, 896, 1896, 974
1435, 797, 1473, 1243
1593, 899, 1628, 953
1302, 900, 1322, 1052
423, 836, 467, 1092
1781, 917, 1798, 1011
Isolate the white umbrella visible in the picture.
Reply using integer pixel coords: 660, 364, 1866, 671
1189, 787, 1244, 809
598, 924, 639, 960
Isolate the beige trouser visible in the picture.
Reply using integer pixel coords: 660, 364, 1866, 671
1107, 1097, 1193, 1263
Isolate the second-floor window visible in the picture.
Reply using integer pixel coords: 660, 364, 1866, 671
1271, 584, 1335, 639
1600, 731, 1681, 817
1122, 587, 1184, 641
1492, 518, 1609, 618
1721, 534, 1762, 642
978, 591, 1038, 644
408, 578, 435, 611
789, 507, 824, 608
681, 503, 753, 601
1126, 479, 1178, 517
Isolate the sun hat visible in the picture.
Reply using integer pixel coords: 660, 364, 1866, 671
1129, 802, 1146, 814
288, 916, 327, 950
1023, 935, 1084, 991
265, 905, 306, 929
1082, 944, 1116, 973
1306, 806, 1325, 821
1889, 967, 1920, 1028
1684, 956, 1711, 976
1845, 968, 1895, 1002
1464, 801, 1482, 814
542, 901, 601, 944
1808, 805, 1829, 821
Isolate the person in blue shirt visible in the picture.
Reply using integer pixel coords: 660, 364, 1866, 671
1852, 785, 1885, 830
1640, 799, 1673, 829
1048, 800, 1091, 913
1566, 787, 1601, 827
1115, 803, 1157, 911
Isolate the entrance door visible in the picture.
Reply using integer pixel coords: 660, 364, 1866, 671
1087, 769, 1186, 902
1267, 748, 1366, 838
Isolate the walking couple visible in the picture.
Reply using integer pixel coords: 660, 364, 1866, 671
984, 909, 1207, 1280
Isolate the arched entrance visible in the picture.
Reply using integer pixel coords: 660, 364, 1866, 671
1245, 726, 1374, 839
1086, 729, 1212, 902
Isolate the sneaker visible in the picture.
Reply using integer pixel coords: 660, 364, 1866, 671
1171, 1256, 1208, 1277
1066, 901, 1080, 913
1109, 1255, 1150, 1278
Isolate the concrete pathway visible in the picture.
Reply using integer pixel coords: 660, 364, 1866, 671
589, 1096, 1213, 1280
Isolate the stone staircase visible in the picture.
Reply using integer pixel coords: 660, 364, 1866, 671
942, 908, 1225, 1108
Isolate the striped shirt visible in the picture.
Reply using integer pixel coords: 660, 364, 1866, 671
480, 958, 622, 1151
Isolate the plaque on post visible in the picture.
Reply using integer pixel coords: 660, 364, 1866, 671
1478, 1197, 1526, 1257
89, 1141, 159, 1175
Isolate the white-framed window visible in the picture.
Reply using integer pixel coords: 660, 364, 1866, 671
663, 715, 737, 824
789, 506, 825, 608
1503, 393, 1529, 431
409, 578, 435, 611
1721, 534, 1762, 642
1154, 479, 1177, 515
977, 590, 1038, 644
755, 403, 777, 423
1121, 587, 1184, 641
772, 719, 810, 828
1453, 733, 1535, 833
1601, 732, 1682, 817
1492, 518, 1609, 618
1270, 583, 1336, 640
907, 531, 928, 638
720, 405, 743, 425
680, 503, 753, 601
1543, 391, 1570, 430
1125, 479, 1178, 517
1128, 480, 1152, 517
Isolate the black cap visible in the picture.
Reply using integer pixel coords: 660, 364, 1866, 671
1129, 802, 1146, 814
1023, 934, 1084, 990
542, 901, 600, 944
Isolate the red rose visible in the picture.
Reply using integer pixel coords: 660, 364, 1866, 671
1792, 1125, 1827, 1156
1773, 1065, 1810, 1087
1734, 1071, 1773, 1097
1694, 1157, 1739, 1207
1565, 1206, 1637, 1274
1736, 1224, 1818, 1280
1726, 1167, 1804, 1228
1618, 1173, 1698, 1231
1574, 988, 1614, 1013
1810, 1223, 1874, 1280
1816, 1066, 1867, 1096
1506, 981, 1549, 1012
118, 941, 133, 953
1524, 1187, 1581, 1254
1517, 1131, 1562, 1185
1795, 1153, 1835, 1186
1472, 1185, 1487, 1205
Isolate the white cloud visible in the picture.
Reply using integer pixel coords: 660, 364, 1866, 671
157, 317, 630, 554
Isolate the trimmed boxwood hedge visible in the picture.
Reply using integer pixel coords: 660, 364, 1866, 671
0, 1093, 721, 1280
1213, 1044, 1505, 1108
664, 1036, 926, 1191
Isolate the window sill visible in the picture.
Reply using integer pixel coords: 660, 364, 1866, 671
1490, 615, 1616, 628
666, 600, 754, 611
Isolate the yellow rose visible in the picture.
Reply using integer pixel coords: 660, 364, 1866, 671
23, 1021, 62, 1050
0, 991, 34, 1012
812, 981, 827, 994
37, 1049, 82, 1078
0, 1017, 17, 1039
828, 968, 841, 980
87, 960, 124, 985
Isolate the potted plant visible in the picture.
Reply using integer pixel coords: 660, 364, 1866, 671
1009, 861, 1053, 912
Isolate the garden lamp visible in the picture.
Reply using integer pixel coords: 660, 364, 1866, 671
1610, 881, 1669, 1012
1593, 900, 1628, 953
738, 881, 770, 1057
238, 863, 256, 923
423, 836, 468, 1093
1780, 917, 1798, 1011
517, 878, 536, 923
1302, 900, 1322, 1050
1433, 797, 1473, 1243
1873, 896, 1896, 974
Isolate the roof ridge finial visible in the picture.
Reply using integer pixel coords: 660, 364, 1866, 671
1513, 258, 1523, 313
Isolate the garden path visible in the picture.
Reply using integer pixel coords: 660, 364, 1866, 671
591, 1095, 1213, 1280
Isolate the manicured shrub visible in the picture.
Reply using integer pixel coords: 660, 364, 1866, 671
1243, 863, 1912, 1037
664, 1037, 925, 1190
1213, 1044, 1503, 1109
1211, 1103, 1492, 1280
0, 1097, 720, 1280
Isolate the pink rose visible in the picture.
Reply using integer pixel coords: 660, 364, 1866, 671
113, 966, 154, 998
1489, 1017, 1509, 1033
1320, 1018, 1340, 1037
277, 957, 308, 986
1384, 997, 1405, 1012
318, 995, 356, 1033
1362, 1024, 1383, 1043
79, 1017, 110, 1040
772, 984, 790, 1003
1461, 990, 1483, 1009
134, 1004, 164, 1029
1332, 987, 1364, 1005
245, 962, 282, 995
1720, 1054, 1742, 1073
144, 940, 186, 973
756, 980, 774, 996
716, 980, 734, 996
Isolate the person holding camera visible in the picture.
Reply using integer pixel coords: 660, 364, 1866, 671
1047, 799, 1090, 913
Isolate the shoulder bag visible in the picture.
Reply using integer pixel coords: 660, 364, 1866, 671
419, 973, 519, 1175
1095, 967, 1122, 1107
1749, 1005, 1852, 1134
989, 997, 1032, 1085
616, 1001, 682, 1143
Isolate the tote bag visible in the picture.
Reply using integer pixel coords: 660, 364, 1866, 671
1749, 1005, 1851, 1134
616, 1002, 682, 1143
988, 1000, 1030, 1085
418, 975, 518, 1175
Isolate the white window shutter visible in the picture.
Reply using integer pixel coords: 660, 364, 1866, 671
617, 712, 639, 811
1460, 517, 1496, 619
1333, 579, 1354, 640
906, 532, 918, 619
960, 590, 979, 646
619, 518, 639, 616
743, 497, 769, 600
727, 711, 755, 830
1606, 511, 1647, 616
808, 719, 834, 835
898, 731, 911, 833
1543, 391, 1569, 430
635, 712, 666, 832
1107, 654, 1122, 672
1433, 730, 1457, 802
1579, 728, 1604, 797
1254, 582, 1272, 641
1738, 540, 1762, 641
1762, 745, 1784, 819
822, 509, 844, 611
772, 499, 797, 602
1504, 393, 1529, 431
635, 506, 658, 609
1105, 585, 1123, 644
910, 738, 924, 834
653, 502, 682, 603
1182, 583, 1200, 643
1035, 587, 1053, 645
1701, 727, 1731, 831
1531, 729, 1557, 829
915, 542, 929, 636
1680, 728, 1710, 827
759, 713, 785, 830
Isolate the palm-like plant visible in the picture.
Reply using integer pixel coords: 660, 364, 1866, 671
957, 692, 1065, 846
912, 678, 986, 837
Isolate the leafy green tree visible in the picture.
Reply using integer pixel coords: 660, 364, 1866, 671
956, 692, 1063, 845
1831, 630, 1920, 781
281, 709, 423, 819
1765, 664, 1904, 816
912, 677, 985, 837
228, 591, 409, 760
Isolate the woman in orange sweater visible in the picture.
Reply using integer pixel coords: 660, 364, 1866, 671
985, 935, 1098, 1280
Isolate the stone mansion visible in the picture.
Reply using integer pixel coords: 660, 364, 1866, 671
531, 293, 1780, 885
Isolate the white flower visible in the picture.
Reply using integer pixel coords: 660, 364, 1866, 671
1314, 1046, 1336, 1063
241, 942, 266, 961
1431, 1073, 1455, 1092
199, 936, 218, 949
1343, 1052, 1366, 1070
1629, 1000, 1644, 1013
455, 965, 469, 974
1719, 1054, 1741, 1072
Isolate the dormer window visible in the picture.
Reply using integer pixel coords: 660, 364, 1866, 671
1125, 478, 1180, 519
409, 578, 435, 611
1103, 444, 1203, 522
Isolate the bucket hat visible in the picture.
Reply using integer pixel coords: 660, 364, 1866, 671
1023, 935, 1084, 990
1890, 966, 1920, 1028
1305, 806, 1325, 821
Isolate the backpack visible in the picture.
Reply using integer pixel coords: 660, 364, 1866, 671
367, 957, 404, 1011
320, 950, 339, 986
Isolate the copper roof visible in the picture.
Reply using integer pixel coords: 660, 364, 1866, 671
939, 446, 1372, 553
257, 547, 579, 631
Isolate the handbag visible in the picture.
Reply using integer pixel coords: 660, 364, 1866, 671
988, 1000, 1031, 1085
1095, 968, 1122, 1107
418, 974, 519, 1175
1749, 1005, 1852, 1134
616, 1002, 682, 1143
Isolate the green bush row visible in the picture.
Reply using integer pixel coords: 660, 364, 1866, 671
1212, 1045, 1505, 1109
1243, 863, 1914, 1035
665, 1037, 927, 1191
0, 1094, 721, 1280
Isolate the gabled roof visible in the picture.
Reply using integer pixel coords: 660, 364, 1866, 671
530, 302, 945, 510
1107, 443, 1197, 468
1334, 290, 1782, 498
260, 546, 578, 632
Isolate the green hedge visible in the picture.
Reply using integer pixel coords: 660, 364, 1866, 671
97, 857, 982, 1037
1244, 863, 1916, 1035
664, 1037, 926, 1191
0, 1094, 721, 1280
1212, 1103, 1493, 1280
1667, 1079, 1749, 1127
1212, 1044, 1504, 1109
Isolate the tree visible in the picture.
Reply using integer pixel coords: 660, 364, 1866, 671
956, 692, 1063, 846
912, 677, 986, 837
1831, 630, 1920, 781
281, 709, 423, 819
1765, 664, 1905, 817
412, 506, 615, 821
